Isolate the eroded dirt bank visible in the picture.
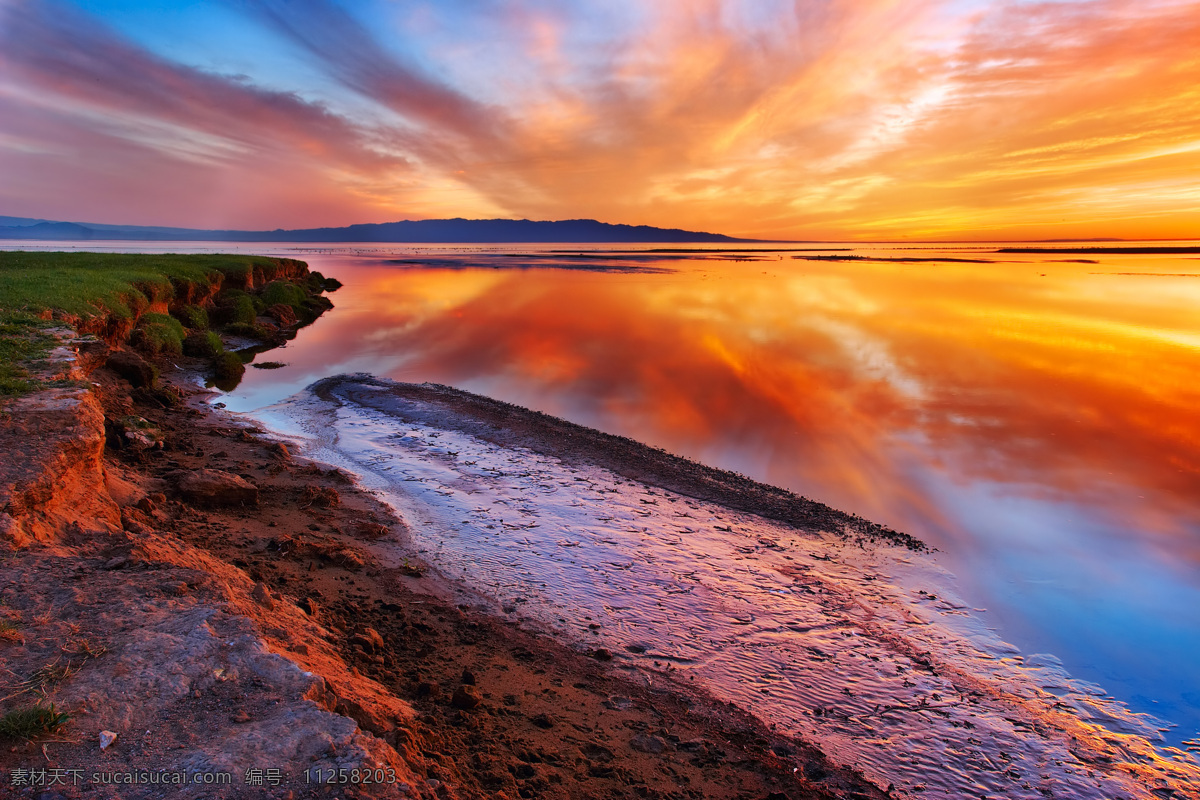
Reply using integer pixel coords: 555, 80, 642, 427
0, 362, 887, 799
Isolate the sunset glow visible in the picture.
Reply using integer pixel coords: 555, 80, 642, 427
2, 0, 1198, 239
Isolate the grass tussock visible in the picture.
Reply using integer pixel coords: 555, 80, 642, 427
212, 350, 246, 383
0, 251, 311, 398
261, 280, 306, 310
173, 304, 209, 331
0, 251, 327, 397
133, 312, 184, 356
183, 330, 224, 358
0, 704, 71, 740
213, 291, 259, 326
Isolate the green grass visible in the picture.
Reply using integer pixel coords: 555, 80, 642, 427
0, 704, 70, 740
0, 311, 57, 396
183, 330, 224, 358
0, 251, 307, 398
261, 280, 307, 310
214, 291, 258, 326
134, 313, 184, 356
174, 304, 209, 330
0, 252, 297, 320
0, 251, 321, 398
212, 350, 246, 382
222, 321, 276, 339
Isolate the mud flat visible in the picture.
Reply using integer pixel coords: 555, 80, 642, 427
1, 353, 883, 797
248, 375, 1200, 800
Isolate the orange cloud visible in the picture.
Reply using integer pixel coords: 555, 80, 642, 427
2, 0, 1198, 237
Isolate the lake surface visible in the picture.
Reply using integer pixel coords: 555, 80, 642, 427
8, 239, 1199, 748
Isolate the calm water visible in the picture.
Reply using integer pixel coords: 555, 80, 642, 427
9, 239, 1199, 744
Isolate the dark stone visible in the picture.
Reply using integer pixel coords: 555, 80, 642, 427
297, 596, 320, 618
106, 349, 155, 388
629, 734, 667, 754
450, 685, 482, 710
175, 469, 258, 507
351, 627, 384, 653
265, 303, 298, 326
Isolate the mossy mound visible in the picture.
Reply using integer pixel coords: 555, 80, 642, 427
212, 292, 259, 327
183, 330, 224, 358
132, 313, 184, 356
173, 304, 209, 331
261, 280, 307, 310
212, 350, 246, 385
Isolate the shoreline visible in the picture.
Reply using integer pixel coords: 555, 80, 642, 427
1, 250, 1196, 798
244, 374, 1200, 800
0, 353, 888, 799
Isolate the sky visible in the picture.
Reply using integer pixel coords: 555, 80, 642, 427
0, 0, 1198, 240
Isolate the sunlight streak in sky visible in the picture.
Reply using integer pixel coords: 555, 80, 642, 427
1, 0, 1198, 238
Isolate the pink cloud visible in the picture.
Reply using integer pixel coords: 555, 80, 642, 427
2, 0, 1198, 237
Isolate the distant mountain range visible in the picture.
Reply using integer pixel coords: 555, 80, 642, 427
0, 215, 755, 244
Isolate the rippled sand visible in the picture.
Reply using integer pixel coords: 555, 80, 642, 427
250, 375, 1200, 800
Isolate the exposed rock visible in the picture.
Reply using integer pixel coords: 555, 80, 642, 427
99, 730, 118, 750
105, 350, 155, 388
251, 582, 276, 609
175, 469, 258, 507
265, 303, 298, 326
120, 507, 154, 535
297, 596, 320, 618
0, 389, 120, 546
582, 742, 614, 763
451, 685, 482, 710
630, 733, 667, 754
351, 627, 385, 653
160, 580, 189, 596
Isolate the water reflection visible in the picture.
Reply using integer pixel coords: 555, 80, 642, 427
226, 244, 1200, 742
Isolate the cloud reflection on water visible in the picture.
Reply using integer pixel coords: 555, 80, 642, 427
230, 247, 1200, 738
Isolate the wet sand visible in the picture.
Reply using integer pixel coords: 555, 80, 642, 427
247, 375, 1200, 800
5, 364, 882, 800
